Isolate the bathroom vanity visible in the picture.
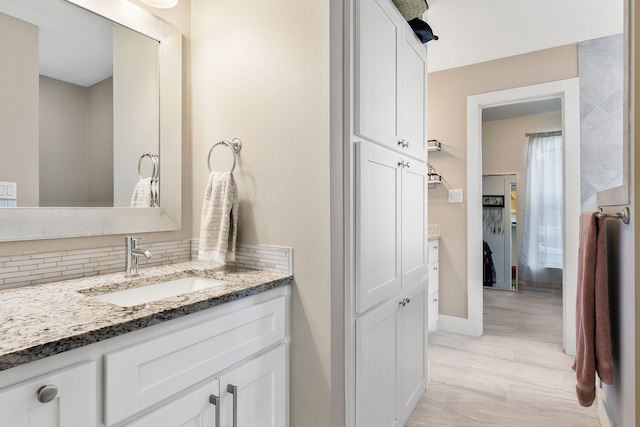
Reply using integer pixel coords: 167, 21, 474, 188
0, 264, 292, 426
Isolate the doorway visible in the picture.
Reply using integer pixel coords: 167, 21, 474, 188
465, 79, 581, 355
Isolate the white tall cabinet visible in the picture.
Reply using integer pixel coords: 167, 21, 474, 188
349, 0, 429, 425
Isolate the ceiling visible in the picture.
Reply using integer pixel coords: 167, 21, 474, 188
426, 0, 624, 72
482, 98, 562, 122
0, 0, 114, 87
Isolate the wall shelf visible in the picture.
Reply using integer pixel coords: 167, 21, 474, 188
427, 174, 442, 189
427, 139, 441, 151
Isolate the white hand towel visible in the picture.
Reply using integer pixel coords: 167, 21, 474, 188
198, 171, 238, 265
130, 177, 153, 208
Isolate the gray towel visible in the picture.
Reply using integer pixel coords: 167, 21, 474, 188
198, 171, 238, 265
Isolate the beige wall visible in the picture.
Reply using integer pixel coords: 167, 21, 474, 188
87, 77, 114, 207
482, 113, 562, 267
428, 45, 578, 318
0, 13, 39, 207
39, 76, 90, 207
190, 0, 331, 425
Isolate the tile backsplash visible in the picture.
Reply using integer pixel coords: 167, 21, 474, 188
0, 240, 292, 290
191, 241, 293, 275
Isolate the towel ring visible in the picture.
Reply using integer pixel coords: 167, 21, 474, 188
208, 138, 242, 173
138, 153, 159, 180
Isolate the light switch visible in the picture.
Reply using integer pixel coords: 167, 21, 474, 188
448, 188, 464, 203
0, 182, 17, 200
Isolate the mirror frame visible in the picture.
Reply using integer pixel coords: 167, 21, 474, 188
0, 0, 181, 241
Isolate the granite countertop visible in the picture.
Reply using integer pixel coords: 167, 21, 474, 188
0, 263, 292, 371
428, 224, 440, 241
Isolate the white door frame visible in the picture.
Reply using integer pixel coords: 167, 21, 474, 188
466, 78, 580, 355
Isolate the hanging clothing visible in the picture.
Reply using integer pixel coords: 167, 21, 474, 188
483, 240, 496, 287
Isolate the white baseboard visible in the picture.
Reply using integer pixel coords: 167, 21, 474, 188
437, 314, 482, 337
597, 388, 614, 427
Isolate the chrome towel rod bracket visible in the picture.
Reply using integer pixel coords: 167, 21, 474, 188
138, 152, 159, 180
597, 207, 630, 225
207, 138, 242, 173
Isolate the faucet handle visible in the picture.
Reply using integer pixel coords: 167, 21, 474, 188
126, 236, 144, 246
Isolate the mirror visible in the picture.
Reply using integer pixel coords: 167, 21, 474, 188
482, 174, 517, 291
0, 0, 160, 208
0, 0, 181, 240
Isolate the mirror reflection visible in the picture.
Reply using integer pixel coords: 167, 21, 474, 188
482, 174, 518, 291
0, 0, 160, 208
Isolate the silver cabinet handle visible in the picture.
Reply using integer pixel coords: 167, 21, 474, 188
37, 385, 58, 403
398, 298, 411, 307
209, 394, 221, 426
227, 384, 238, 427
433, 298, 438, 303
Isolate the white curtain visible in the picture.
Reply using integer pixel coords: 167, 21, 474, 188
519, 131, 563, 285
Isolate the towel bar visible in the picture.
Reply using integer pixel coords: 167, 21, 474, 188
596, 207, 630, 224
208, 138, 242, 173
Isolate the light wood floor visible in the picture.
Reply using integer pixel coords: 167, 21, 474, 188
406, 287, 600, 426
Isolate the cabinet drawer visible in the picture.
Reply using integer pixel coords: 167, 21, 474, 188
104, 296, 286, 426
428, 292, 439, 332
428, 263, 439, 295
428, 240, 439, 264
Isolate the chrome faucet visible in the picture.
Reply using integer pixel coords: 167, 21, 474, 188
125, 236, 152, 277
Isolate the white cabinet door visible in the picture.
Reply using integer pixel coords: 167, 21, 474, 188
104, 296, 286, 425
398, 26, 427, 160
401, 160, 428, 288
354, 0, 400, 148
398, 282, 427, 422
126, 380, 221, 427
218, 345, 287, 427
0, 361, 96, 427
356, 141, 402, 314
356, 298, 399, 427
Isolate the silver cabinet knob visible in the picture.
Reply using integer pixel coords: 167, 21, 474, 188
37, 385, 58, 403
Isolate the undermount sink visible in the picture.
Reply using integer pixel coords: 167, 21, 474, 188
92, 277, 226, 307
